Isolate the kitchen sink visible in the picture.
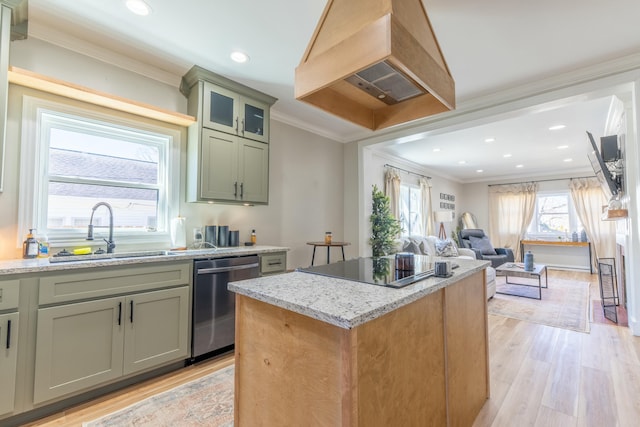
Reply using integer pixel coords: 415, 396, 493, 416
49, 250, 169, 263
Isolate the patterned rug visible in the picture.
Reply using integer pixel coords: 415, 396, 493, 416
488, 277, 591, 333
84, 365, 234, 427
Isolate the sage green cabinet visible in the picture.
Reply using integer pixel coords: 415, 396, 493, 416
33, 297, 124, 404
33, 286, 189, 404
198, 128, 268, 203
0, 311, 18, 416
202, 82, 270, 143
181, 65, 276, 205
259, 252, 287, 276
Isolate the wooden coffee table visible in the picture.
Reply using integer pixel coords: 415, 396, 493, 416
495, 262, 548, 300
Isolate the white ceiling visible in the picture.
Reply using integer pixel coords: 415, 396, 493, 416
27, 0, 640, 182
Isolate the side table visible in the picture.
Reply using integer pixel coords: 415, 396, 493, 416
306, 241, 350, 265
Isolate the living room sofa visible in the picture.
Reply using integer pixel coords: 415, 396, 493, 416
399, 235, 496, 299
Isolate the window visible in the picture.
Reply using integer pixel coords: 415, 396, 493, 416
399, 183, 423, 236
19, 96, 180, 247
527, 191, 582, 239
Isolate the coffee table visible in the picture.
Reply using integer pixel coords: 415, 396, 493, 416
495, 262, 548, 300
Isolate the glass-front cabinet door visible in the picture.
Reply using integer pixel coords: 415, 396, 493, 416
202, 82, 270, 144
241, 99, 269, 143
202, 82, 239, 136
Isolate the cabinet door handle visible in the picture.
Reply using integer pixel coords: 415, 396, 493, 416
268, 260, 282, 266
241, 119, 245, 136
117, 302, 122, 325
234, 181, 238, 197
6, 319, 11, 349
240, 182, 244, 198
130, 300, 134, 323
235, 117, 239, 133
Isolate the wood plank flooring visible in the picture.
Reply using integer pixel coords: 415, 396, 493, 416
22, 269, 640, 427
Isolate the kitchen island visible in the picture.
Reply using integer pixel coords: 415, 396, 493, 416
229, 257, 490, 427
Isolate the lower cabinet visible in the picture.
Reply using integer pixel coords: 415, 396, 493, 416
33, 286, 189, 404
0, 312, 19, 416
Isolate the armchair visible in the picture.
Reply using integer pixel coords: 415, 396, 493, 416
458, 229, 514, 268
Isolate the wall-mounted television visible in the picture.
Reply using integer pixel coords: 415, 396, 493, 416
586, 131, 619, 199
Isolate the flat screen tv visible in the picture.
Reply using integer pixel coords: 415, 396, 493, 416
586, 131, 618, 199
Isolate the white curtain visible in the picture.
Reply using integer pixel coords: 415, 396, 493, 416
570, 177, 616, 271
488, 182, 538, 260
419, 178, 434, 236
384, 168, 401, 220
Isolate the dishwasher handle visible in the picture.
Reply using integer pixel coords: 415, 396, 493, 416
196, 262, 259, 275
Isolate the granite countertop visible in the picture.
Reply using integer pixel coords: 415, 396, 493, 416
229, 257, 489, 329
0, 245, 289, 276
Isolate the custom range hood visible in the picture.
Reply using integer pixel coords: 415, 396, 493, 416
295, 0, 455, 131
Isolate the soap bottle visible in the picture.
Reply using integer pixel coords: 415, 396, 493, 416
250, 229, 257, 245
36, 232, 50, 258
23, 229, 39, 259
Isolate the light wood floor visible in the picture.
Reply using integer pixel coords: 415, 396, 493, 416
22, 270, 640, 427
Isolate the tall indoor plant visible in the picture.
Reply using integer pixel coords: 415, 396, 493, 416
370, 185, 402, 257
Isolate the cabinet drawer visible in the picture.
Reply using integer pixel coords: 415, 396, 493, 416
39, 262, 191, 305
260, 252, 286, 275
0, 279, 20, 311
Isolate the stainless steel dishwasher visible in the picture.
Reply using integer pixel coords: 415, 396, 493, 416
192, 255, 259, 359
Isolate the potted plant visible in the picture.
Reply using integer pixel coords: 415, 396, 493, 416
369, 185, 403, 257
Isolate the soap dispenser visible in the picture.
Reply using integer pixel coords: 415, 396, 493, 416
23, 229, 39, 259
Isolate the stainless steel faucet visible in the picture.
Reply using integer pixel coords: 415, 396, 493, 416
87, 202, 116, 253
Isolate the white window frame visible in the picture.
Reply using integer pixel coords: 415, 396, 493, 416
527, 190, 582, 240
17, 95, 181, 248
399, 182, 423, 237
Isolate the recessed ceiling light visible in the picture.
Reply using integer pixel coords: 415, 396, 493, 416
125, 0, 152, 16
484, 138, 495, 143
433, 148, 441, 152
458, 160, 466, 165
516, 164, 524, 168
564, 158, 573, 162
549, 124, 566, 131
230, 51, 250, 63
557, 145, 569, 149
503, 154, 512, 158
476, 169, 484, 173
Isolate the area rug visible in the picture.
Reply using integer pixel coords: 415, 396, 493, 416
84, 365, 234, 427
488, 277, 591, 333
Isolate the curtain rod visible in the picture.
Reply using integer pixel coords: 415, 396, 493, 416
384, 164, 431, 180
487, 176, 595, 187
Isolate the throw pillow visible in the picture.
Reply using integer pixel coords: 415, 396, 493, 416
435, 238, 459, 257
468, 235, 497, 255
402, 240, 421, 254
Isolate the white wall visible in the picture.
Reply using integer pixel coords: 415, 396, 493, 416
0, 38, 345, 270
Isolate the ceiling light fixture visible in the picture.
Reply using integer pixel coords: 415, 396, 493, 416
230, 51, 250, 63
433, 148, 441, 152
549, 124, 566, 131
484, 138, 495, 143
125, 0, 152, 16
503, 154, 512, 158
557, 145, 569, 149
516, 164, 524, 168
476, 169, 484, 173
458, 160, 466, 165
564, 158, 573, 162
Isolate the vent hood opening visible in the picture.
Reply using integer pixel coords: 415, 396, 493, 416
295, 0, 455, 131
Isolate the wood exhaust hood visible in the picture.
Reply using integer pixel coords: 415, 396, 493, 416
295, 0, 455, 131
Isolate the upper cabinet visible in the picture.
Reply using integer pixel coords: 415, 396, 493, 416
180, 66, 277, 204
202, 82, 270, 143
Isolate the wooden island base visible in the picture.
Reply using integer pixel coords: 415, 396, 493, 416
234, 271, 489, 426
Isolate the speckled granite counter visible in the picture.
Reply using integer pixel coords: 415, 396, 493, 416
0, 246, 288, 276
229, 257, 489, 329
